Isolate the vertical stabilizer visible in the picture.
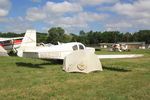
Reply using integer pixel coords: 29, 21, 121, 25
21, 29, 36, 47
17, 29, 36, 57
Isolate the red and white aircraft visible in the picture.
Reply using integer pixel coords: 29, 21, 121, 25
0, 37, 23, 53
0, 37, 23, 51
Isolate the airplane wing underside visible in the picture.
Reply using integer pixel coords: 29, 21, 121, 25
22, 50, 143, 60
22, 51, 72, 60
97, 54, 143, 59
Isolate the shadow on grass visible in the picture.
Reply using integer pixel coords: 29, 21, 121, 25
16, 62, 46, 69
42, 59, 63, 65
103, 66, 131, 72
16, 59, 63, 69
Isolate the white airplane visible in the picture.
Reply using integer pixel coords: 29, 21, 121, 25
16, 29, 143, 73
17, 30, 95, 59
17, 30, 143, 59
16, 30, 103, 73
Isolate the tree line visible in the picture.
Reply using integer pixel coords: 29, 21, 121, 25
0, 27, 150, 45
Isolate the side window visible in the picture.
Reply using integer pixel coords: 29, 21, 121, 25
79, 45, 84, 50
72, 45, 78, 50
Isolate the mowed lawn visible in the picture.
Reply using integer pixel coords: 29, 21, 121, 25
0, 50, 150, 100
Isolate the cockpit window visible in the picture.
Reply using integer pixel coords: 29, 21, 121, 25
72, 45, 78, 50
79, 45, 84, 50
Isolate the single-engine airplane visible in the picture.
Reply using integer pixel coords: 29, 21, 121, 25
17, 30, 143, 59
16, 29, 143, 73
17, 30, 95, 59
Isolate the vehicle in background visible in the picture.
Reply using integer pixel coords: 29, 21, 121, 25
112, 44, 129, 52
0, 37, 23, 51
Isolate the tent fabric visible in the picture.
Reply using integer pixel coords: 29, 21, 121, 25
0, 46, 9, 56
63, 50, 102, 73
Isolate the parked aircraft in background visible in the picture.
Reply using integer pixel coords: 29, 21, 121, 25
112, 44, 128, 52
0, 37, 23, 50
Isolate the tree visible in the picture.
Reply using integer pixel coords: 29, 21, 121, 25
70, 33, 78, 42
47, 27, 65, 44
135, 30, 150, 44
36, 32, 47, 43
61, 34, 72, 43
79, 30, 86, 36
122, 32, 133, 42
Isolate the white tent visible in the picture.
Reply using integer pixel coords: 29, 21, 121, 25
63, 50, 102, 73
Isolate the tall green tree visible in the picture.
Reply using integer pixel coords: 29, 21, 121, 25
47, 27, 65, 44
136, 30, 150, 44
37, 32, 47, 43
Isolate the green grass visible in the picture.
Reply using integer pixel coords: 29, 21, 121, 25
0, 49, 150, 100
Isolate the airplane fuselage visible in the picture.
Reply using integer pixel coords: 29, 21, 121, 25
19, 42, 95, 59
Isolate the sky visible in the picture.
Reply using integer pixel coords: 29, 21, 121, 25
0, 0, 150, 34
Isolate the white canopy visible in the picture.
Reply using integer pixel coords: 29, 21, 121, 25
63, 50, 102, 73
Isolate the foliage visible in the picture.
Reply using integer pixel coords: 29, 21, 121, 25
36, 32, 47, 43
46, 27, 65, 44
0, 32, 24, 37
1, 28, 150, 45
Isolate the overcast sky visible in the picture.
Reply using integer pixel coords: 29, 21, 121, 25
0, 0, 150, 33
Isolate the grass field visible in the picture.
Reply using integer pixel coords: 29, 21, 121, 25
0, 49, 150, 100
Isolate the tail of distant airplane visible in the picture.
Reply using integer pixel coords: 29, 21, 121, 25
21, 29, 36, 47
17, 29, 36, 57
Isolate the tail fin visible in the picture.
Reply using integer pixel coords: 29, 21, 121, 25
21, 29, 36, 47
17, 29, 36, 57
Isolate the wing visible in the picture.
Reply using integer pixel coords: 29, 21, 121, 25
97, 54, 143, 59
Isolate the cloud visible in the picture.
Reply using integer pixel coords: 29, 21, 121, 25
75, 0, 118, 6
26, 1, 83, 21
105, 22, 133, 29
0, 9, 9, 16
26, 1, 109, 32
44, 1, 83, 13
0, 17, 13, 23
0, 0, 11, 16
105, 21, 133, 31
4, 22, 33, 33
99, 0, 150, 32
109, 0, 150, 19
44, 12, 108, 32
3, 17, 33, 33
26, 7, 47, 21
77, 12, 108, 22
29, 0, 41, 3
